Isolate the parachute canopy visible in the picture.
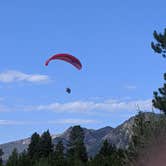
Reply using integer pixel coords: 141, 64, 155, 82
45, 53, 82, 70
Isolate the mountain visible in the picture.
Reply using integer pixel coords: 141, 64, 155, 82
0, 138, 30, 161
0, 112, 156, 161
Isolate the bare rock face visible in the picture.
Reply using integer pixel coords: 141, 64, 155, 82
103, 116, 135, 149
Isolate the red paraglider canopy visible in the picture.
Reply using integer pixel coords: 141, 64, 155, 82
45, 53, 82, 70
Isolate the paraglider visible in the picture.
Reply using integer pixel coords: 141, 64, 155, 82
45, 53, 82, 70
45, 53, 82, 94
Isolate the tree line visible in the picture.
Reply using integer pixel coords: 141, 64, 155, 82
2, 111, 166, 166
0, 126, 127, 166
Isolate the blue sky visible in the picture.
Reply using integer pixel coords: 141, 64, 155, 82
0, 0, 165, 143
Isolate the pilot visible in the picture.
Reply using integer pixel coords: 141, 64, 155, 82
66, 88, 71, 94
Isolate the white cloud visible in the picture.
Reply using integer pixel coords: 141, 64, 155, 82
0, 70, 50, 83
0, 119, 100, 125
33, 99, 152, 113
48, 119, 100, 124
0, 120, 31, 125
36, 101, 96, 112
0, 97, 153, 114
125, 85, 137, 90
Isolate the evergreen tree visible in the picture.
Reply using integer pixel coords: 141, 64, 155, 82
89, 140, 126, 166
151, 28, 166, 58
18, 150, 31, 166
98, 140, 115, 157
126, 112, 166, 165
28, 132, 40, 160
0, 149, 3, 166
38, 130, 53, 158
53, 140, 65, 166
127, 111, 146, 163
33, 158, 50, 166
67, 125, 88, 165
54, 140, 64, 157
152, 73, 166, 114
93, 140, 115, 166
151, 28, 166, 114
6, 148, 19, 166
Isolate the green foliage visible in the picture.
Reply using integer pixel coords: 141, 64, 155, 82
151, 28, 166, 114
38, 130, 53, 158
5, 130, 54, 166
67, 125, 88, 165
17, 151, 31, 166
53, 140, 66, 166
69, 126, 85, 146
88, 140, 127, 166
151, 28, 166, 57
6, 148, 19, 166
152, 73, 166, 114
127, 111, 166, 165
127, 112, 146, 165
28, 132, 40, 160
54, 140, 64, 158
0, 149, 4, 166
33, 158, 50, 166
27, 130, 53, 162
98, 140, 116, 157
128, 112, 146, 154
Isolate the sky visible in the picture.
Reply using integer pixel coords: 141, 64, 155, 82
0, 0, 166, 143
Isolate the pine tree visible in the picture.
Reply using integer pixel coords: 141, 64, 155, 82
18, 150, 31, 166
152, 73, 166, 114
126, 112, 161, 165
54, 140, 64, 159
33, 158, 50, 166
38, 130, 53, 158
151, 28, 166, 58
94, 140, 115, 166
0, 149, 3, 166
90, 140, 126, 166
67, 125, 88, 165
53, 140, 65, 166
6, 148, 19, 166
28, 132, 40, 160
151, 28, 166, 114
127, 112, 146, 162
98, 140, 115, 157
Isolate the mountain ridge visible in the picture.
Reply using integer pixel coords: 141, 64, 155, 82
0, 112, 156, 160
